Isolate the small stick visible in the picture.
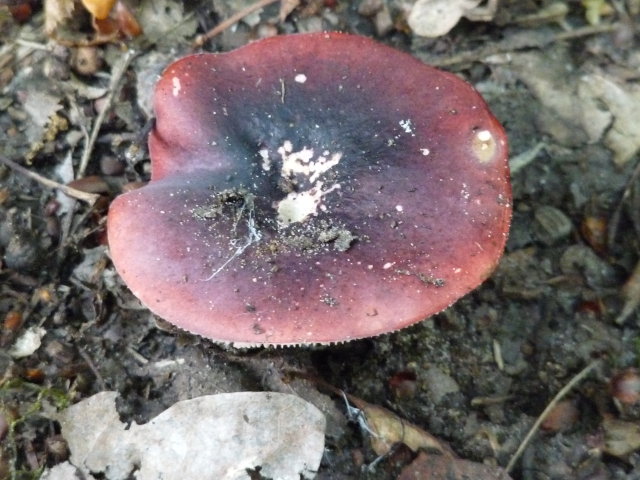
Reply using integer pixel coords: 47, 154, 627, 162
0, 155, 100, 205
505, 360, 601, 473
429, 23, 619, 67
77, 48, 137, 178
192, 0, 280, 48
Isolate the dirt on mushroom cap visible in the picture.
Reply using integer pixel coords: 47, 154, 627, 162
107, 32, 512, 346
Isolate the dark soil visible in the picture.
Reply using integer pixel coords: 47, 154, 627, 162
1, 1, 640, 479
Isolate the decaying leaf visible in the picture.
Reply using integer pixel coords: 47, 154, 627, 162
18, 86, 64, 139
398, 451, 513, 480
578, 72, 640, 166
44, 0, 75, 35
497, 50, 640, 165
408, 0, 497, 37
55, 391, 326, 480
345, 393, 454, 457
72, 246, 108, 285
603, 417, 640, 457
136, 0, 198, 46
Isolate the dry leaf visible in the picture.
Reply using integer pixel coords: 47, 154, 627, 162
500, 51, 640, 165
136, 0, 197, 46
114, 0, 142, 37
19, 87, 63, 131
347, 394, 454, 457
55, 391, 325, 480
408, 0, 483, 37
578, 72, 640, 166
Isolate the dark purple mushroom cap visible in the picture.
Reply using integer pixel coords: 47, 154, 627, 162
107, 32, 511, 346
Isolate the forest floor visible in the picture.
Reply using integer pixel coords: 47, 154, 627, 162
1, 0, 640, 479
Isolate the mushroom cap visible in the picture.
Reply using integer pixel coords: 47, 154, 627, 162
107, 32, 511, 346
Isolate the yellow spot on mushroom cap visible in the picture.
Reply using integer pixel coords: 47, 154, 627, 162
472, 129, 497, 164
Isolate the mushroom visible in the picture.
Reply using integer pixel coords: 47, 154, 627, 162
107, 32, 511, 346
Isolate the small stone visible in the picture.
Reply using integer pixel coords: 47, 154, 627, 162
72, 46, 102, 76
423, 366, 459, 405
533, 205, 572, 245
100, 156, 125, 176
374, 8, 394, 36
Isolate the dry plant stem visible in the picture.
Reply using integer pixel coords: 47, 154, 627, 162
56, 199, 78, 265
0, 155, 100, 205
78, 48, 137, 178
505, 359, 601, 473
430, 23, 618, 67
14, 38, 55, 51
77, 347, 107, 391
48, 32, 119, 47
191, 0, 280, 48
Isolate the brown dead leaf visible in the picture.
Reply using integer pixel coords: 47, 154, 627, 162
347, 394, 455, 457
398, 451, 513, 480
114, 0, 142, 37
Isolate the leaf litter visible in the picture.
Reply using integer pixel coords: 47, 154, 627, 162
47, 391, 325, 480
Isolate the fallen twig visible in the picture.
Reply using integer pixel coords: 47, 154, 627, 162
505, 360, 601, 473
77, 48, 137, 178
427, 23, 619, 68
192, 0, 280, 48
0, 155, 100, 205
77, 347, 107, 391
